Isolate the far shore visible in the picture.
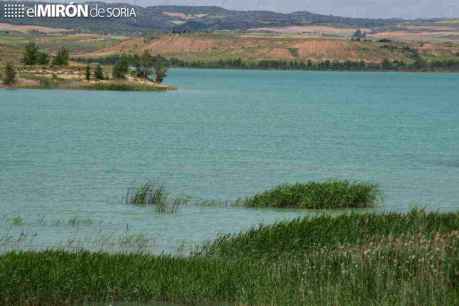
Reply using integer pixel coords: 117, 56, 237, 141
0, 64, 176, 92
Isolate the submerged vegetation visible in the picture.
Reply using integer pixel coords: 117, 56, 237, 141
242, 180, 380, 209
1, 210, 458, 305
126, 182, 189, 214
127, 182, 168, 206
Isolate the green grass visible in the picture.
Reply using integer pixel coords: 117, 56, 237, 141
1, 210, 458, 306
199, 209, 459, 258
241, 180, 380, 209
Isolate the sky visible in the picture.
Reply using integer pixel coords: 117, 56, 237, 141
108, 0, 459, 19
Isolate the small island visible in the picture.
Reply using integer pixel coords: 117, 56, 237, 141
0, 43, 175, 91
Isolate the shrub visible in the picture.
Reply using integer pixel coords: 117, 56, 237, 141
39, 78, 57, 89
37, 51, 50, 65
2, 62, 17, 85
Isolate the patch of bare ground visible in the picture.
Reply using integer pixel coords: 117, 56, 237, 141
77, 31, 459, 64
248, 25, 369, 38
78, 35, 401, 63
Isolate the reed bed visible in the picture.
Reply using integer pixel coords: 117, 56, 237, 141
242, 180, 381, 209
1, 210, 458, 306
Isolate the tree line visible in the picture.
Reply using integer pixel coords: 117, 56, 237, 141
79, 52, 169, 82
168, 57, 459, 72
2, 45, 170, 86
80, 54, 459, 72
23, 42, 69, 66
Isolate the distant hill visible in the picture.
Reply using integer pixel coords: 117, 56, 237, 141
0, 1, 406, 34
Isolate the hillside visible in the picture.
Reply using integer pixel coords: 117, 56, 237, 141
1, 1, 458, 69
0, 1, 404, 34
77, 34, 412, 63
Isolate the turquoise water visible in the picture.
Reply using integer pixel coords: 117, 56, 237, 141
1, 69, 459, 252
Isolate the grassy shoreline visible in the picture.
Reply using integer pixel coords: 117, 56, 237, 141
1, 210, 458, 306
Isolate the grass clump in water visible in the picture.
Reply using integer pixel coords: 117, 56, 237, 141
126, 182, 188, 214
128, 182, 168, 206
242, 180, 380, 209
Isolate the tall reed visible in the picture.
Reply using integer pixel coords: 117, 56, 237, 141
1, 210, 458, 306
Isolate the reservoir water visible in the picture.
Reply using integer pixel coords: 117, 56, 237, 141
1, 69, 459, 253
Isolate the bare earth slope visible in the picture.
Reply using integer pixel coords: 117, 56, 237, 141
77, 33, 459, 64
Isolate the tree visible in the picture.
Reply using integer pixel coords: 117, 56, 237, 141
37, 51, 50, 65
154, 66, 168, 83
94, 64, 105, 80
112, 54, 129, 79
3, 62, 17, 85
381, 59, 393, 70
413, 56, 427, 70
352, 29, 366, 41
152, 54, 169, 83
85, 65, 91, 81
23, 42, 39, 65
52, 47, 69, 66
136, 50, 153, 80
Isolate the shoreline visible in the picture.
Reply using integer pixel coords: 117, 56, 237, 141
0, 79, 176, 92
168, 66, 459, 73
78, 55, 459, 73
1, 210, 458, 305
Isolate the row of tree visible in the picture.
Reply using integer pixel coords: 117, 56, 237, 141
167, 57, 459, 72
85, 64, 106, 81
82, 54, 459, 72
23, 42, 69, 66
83, 52, 169, 83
